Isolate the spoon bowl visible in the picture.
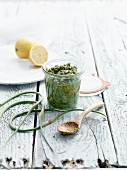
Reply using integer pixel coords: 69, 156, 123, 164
58, 101, 104, 135
58, 121, 79, 135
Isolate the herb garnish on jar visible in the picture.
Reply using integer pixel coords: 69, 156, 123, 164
47, 63, 77, 75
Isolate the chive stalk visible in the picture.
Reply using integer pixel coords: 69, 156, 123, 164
3, 99, 42, 147
9, 108, 105, 133
0, 91, 42, 106
0, 162, 10, 170
0, 100, 36, 119
39, 106, 54, 151
0, 91, 106, 161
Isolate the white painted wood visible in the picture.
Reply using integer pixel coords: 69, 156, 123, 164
85, 1, 127, 166
0, 0, 39, 169
1, 0, 127, 168
37, 87, 116, 168
33, 1, 116, 168
0, 84, 37, 169
108, 1, 127, 51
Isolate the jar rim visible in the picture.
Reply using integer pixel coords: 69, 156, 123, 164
42, 59, 85, 77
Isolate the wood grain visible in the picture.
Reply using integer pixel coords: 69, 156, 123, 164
0, 1, 40, 168
33, 1, 116, 168
85, 1, 127, 166
0, 84, 37, 169
1, 0, 127, 168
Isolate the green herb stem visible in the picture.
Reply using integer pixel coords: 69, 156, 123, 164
9, 109, 82, 132
0, 100, 36, 119
93, 110, 106, 117
9, 108, 105, 133
0, 91, 42, 107
39, 106, 54, 151
0, 163, 10, 170
4, 99, 42, 147
0, 91, 106, 155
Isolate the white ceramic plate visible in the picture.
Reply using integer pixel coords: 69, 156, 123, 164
0, 45, 58, 85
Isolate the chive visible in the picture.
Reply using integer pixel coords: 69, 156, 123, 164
0, 91, 42, 106
9, 108, 106, 133
39, 106, 53, 151
3, 99, 43, 147
0, 162, 10, 170
0, 91, 106, 160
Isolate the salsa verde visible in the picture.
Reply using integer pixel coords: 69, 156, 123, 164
45, 63, 81, 110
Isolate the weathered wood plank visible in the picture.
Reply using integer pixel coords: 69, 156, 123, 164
0, 0, 45, 169
33, 1, 117, 168
0, 84, 37, 169
0, 0, 53, 46
108, 1, 127, 52
1, 0, 125, 168
85, 1, 127, 166
0, 1, 39, 168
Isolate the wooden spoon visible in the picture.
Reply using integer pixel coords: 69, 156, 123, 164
57, 101, 104, 135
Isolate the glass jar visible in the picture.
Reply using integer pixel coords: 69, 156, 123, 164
42, 59, 85, 110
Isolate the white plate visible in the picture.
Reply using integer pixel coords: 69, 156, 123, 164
0, 45, 58, 85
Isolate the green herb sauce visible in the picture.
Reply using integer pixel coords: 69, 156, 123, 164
45, 63, 81, 110
47, 63, 77, 75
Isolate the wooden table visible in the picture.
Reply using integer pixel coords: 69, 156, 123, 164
0, 0, 127, 169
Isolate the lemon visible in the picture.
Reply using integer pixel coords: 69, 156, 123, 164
29, 45, 48, 67
15, 37, 37, 59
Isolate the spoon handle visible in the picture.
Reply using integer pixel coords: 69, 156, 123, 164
76, 101, 104, 126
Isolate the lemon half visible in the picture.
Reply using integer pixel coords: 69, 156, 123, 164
29, 45, 48, 67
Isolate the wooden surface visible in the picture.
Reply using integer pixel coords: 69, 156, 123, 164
0, 0, 127, 169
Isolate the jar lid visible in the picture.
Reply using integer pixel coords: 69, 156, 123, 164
79, 75, 111, 96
